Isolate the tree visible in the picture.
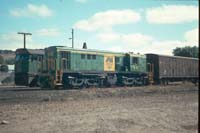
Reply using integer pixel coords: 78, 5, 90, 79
0, 55, 4, 64
173, 46, 199, 58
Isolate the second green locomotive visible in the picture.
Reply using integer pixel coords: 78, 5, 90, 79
15, 48, 44, 86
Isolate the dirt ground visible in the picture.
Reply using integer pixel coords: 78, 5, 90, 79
0, 83, 198, 133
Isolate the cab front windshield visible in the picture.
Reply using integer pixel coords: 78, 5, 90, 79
15, 54, 29, 62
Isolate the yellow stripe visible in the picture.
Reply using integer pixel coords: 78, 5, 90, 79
57, 49, 125, 56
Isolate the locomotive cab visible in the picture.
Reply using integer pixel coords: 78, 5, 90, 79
117, 53, 148, 86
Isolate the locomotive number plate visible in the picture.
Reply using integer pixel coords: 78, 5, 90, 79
104, 55, 115, 71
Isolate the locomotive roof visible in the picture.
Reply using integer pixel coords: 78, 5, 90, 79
48, 46, 145, 57
146, 53, 199, 60
16, 48, 44, 55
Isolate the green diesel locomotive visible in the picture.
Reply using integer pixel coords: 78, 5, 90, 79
40, 46, 148, 88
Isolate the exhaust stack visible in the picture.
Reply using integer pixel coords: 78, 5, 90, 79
83, 42, 87, 49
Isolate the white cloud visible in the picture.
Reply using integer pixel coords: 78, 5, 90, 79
146, 5, 198, 24
141, 40, 185, 55
35, 28, 60, 37
0, 28, 61, 50
74, 9, 141, 31
108, 46, 126, 52
0, 33, 33, 50
96, 32, 154, 53
97, 32, 153, 46
96, 30, 198, 55
10, 4, 53, 17
105, 40, 187, 55
0, 32, 49, 50
122, 33, 153, 46
97, 32, 121, 42
184, 28, 199, 45
0, 33, 22, 42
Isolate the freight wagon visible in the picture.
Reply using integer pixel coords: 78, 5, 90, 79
15, 48, 44, 86
39, 46, 148, 88
146, 54, 199, 84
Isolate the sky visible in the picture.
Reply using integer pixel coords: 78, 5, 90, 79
0, 0, 199, 55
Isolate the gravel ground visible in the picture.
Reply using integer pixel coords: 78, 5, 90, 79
0, 83, 198, 133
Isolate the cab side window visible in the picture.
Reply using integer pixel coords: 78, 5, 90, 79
81, 54, 85, 59
87, 54, 91, 60
115, 57, 120, 63
132, 57, 138, 64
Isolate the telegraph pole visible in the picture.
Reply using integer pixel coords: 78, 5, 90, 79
17, 32, 32, 49
69, 29, 74, 48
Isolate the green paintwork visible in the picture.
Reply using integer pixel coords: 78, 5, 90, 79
15, 54, 29, 73
130, 55, 147, 73
54, 46, 124, 72
115, 56, 124, 71
70, 52, 104, 71
29, 55, 43, 73
45, 46, 147, 76
15, 54, 43, 74
15, 49, 44, 86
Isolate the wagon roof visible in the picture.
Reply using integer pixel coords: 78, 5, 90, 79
146, 53, 199, 60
